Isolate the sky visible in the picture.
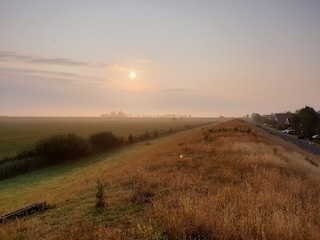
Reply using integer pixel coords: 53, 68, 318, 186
0, 0, 319, 117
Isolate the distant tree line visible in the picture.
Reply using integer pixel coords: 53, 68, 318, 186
100, 111, 127, 118
252, 106, 320, 138
99, 111, 192, 118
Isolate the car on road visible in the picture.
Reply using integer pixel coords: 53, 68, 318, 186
283, 127, 295, 134
312, 134, 320, 140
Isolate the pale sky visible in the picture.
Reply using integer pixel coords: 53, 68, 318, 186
0, 0, 319, 117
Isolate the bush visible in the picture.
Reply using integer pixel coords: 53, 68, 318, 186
0, 157, 44, 180
276, 124, 287, 130
15, 148, 36, 160
0, 148, 36, 165
88, 131, 122, 151
137, 131, 153, 141
0, 155, 15, 165
95, 179, 105, 208
35, 133, 90, 162
153, 130, 159, 138
128, 134, 135, 144
1, 131, 127, 180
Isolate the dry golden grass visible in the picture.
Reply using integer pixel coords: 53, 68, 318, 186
1, 119, 320, 239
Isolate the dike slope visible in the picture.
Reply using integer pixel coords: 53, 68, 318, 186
1, 119, 320, 240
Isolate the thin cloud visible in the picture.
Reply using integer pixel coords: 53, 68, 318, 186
0, 50, 88, 66
0, 66, 106, 85
31, 57, 87, 66
0, 50, 129, 71
156, 85, 189, 93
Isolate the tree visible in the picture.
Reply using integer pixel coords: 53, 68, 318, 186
297, 106, 318, 137
251, 113, 264, 124
292, 112, 302, 133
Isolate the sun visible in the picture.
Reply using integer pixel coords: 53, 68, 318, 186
130, 72, 136, 79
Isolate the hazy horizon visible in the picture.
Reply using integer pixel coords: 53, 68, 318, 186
1, 1, 319, 117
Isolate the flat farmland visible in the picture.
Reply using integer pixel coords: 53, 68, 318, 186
0, 117, 218, 158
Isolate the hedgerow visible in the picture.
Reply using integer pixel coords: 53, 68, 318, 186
0, 132, 123, 179
0, 122, 208, 180
88, 131, 123, 151
34, 133, 90, 162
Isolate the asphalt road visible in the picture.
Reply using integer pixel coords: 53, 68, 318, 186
261, 126, 320, 155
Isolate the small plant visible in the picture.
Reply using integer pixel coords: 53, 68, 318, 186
128, 134, 134, 144
95, 179, 105, 208
273, 146, 278, 156
203, 133, 210, 141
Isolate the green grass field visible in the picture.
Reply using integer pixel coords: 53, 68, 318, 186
0, 124, 209, 215
0, 117, 217, 158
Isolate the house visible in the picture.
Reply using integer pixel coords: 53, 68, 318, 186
275, 113, 293, 126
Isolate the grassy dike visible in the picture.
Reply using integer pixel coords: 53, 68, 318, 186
1, 119, 320, 239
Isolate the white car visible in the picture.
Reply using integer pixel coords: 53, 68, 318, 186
283, 128, 295, 134
312, 134, 320, 140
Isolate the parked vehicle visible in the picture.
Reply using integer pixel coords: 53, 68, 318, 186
283, 127, 295, 134
312, 134, 320, 140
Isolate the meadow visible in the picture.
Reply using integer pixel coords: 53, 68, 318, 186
0, 117, 216, 158
1, 119, 320, 239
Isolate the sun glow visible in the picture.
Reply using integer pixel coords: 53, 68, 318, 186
130, 72, 136, 79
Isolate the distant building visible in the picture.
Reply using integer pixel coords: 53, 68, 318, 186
275, 113, 293, 125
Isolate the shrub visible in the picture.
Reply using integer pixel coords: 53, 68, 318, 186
276, 124, 286, 130
167, 128, 173, 134
15, 148, 36, 160
88, 131, 122, 151
0, 157, 44, 180
137, 131, 152, 141
153, 130, 159, 138
0, 148, 36, 165
128, 134, 135, 144
0, 155, 16, 165
95, 179, 105, 208
34, 133, 90, 162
